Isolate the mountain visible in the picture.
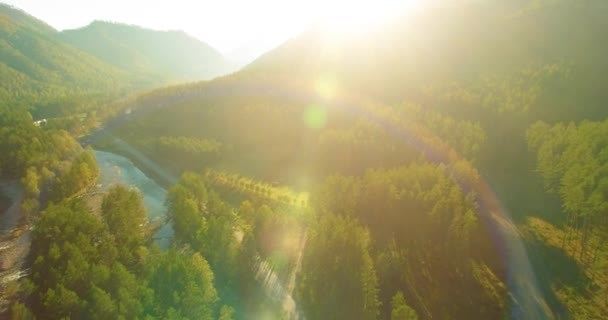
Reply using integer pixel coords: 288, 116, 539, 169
58, 21, 237, 83
0, 2, 54, 34
98, 1, 608, 319
0, 4, 238, 118
0, 3, 133, 114
111, 0, 608, 175
245, 0, 608, 114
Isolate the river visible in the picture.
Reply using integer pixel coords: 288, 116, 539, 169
0, 150, 172, 312
96, 150, 304, 318
1, 149, 301, 317
94, 150, 172, 248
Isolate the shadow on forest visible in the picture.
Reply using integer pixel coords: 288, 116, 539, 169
484, 166, 563, 226
524, 236, 591, 319
0, 191, 11, 213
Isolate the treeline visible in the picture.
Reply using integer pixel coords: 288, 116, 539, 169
100, 49, 523, 320
12, 165, 508, 320
526, 119, 608, 317
14, 171, 311, 319
0, 3, 145, 118
0, 109, 98, 222
166, 172, 304, 315
143, 136, 223, 170
40, 1, 608, 318
527, 120, 608, 266
13, 185, 236, 320
299, 163, 506, 320
205, 169, 308, 208
111, 83, 487, 183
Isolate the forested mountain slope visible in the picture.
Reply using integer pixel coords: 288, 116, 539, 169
0, 2, 54, 34
0, 3, 140, 120
94, 1, 608, 319
0, 4, 238, 120
246, 0, 608, 119
3, 0, 606, 319
109, 0, 608, 180
58, 21, 237, 83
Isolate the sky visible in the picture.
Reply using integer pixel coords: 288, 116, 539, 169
4, 0, 315, 53
3, 0, 415, 56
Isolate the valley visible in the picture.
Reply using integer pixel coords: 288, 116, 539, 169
2, 1, 608, 319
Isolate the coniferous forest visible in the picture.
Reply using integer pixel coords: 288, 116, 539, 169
1, 1, 608, 319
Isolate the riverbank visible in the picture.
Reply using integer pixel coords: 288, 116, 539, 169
0, 180, 27, 313
93, 150, 172, 248
92, 146, 308, 318
91, 136, 178, 189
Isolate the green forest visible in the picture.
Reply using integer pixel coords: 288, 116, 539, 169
1, 0, 608, 319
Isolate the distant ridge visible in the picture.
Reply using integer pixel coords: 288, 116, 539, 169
59, 20, 238, 82
0, 3, 56, 34
0, 3, 132, 112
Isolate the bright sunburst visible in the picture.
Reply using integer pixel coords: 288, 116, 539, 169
311, 0, 422, 35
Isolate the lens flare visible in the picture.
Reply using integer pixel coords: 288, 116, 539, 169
315, 73, 337, 100
303, 104, 328, 129
100, 79, 553, 318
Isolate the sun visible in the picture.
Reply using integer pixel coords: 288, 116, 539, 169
311, 0, 422, 35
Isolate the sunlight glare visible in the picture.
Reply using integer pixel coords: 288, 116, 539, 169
315, 73, 337, 100
311, 0, 422, 35
303, 105, 328, 129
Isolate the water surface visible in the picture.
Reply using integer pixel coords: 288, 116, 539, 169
95, 150, 172, 248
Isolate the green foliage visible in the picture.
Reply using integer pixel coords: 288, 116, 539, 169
8, 1, 608, 319
527, 120, 608, 260
0, 107, 100, 224
527, 120, 608, 219
10, 302, 35, 320
390, 292, 418, 320
166, 173, 244, 308
146, 251, 218, 320
218, 305, 236, 320
311, 164, 506, 319
51, 148, 99, 201
101, 185, 148, 266
298, 214, 380, 320
396, 104, 486, 163
29, 202, 118, 318
0, 5, 134, 115
58, 20, 235, 83
24, 197, 229, 320
157, 135, 222, 155
205, 169, 308, 208
166, 173, 209, 245
0, 109, 80, 179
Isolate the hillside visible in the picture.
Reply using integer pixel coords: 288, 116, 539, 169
0, 3, 135, 117
2, 0, 607, 319
94, 1, 608, 319
0, 2, 54, 34
0, 4, 239, 120
245, 0, 608, 118
107, 0, 608, 180
58, 21, 237, 83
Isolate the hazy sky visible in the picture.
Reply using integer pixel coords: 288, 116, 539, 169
3, 0, 413, 55
2, 0, 317, 53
